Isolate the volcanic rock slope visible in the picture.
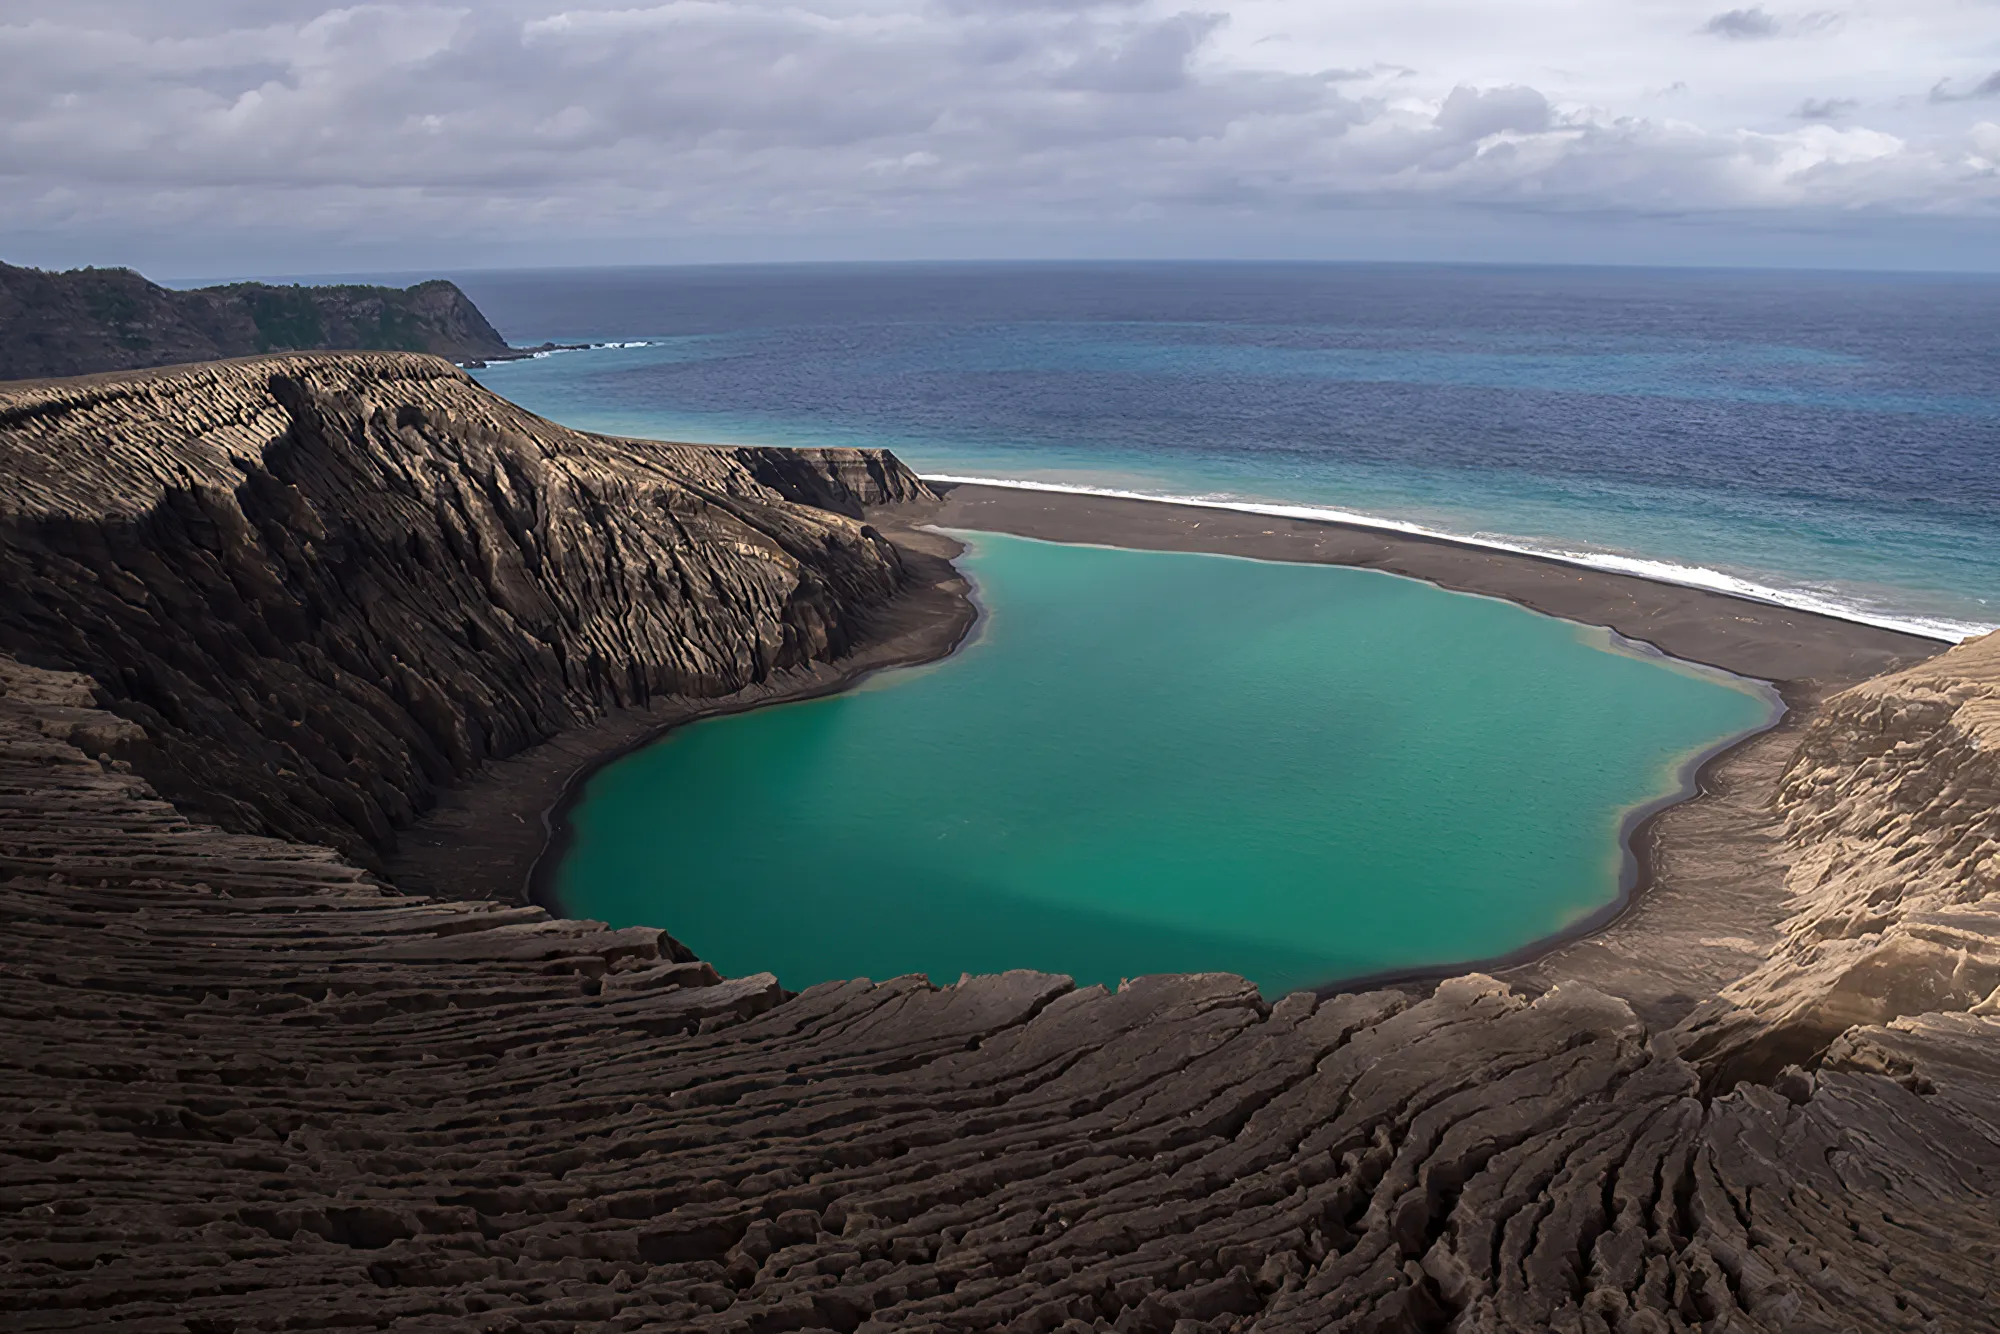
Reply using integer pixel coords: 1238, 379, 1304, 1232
1680, 630, 2000, 1082
1, 357, 1998, 1333
0, 352, 926, 870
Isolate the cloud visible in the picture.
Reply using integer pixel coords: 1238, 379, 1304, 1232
0, 0, 1995, 269
1052, 10, 1227, 94
1699, 7, 1838, 39
1433, 85, 1551, 141
1702, 8, 1780, 38
1930, 71, 2000, 104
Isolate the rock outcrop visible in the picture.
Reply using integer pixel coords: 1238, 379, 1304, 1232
0, 262, 511, 380
727, 446, 940, 518
1680, 630, 2000, 1084
1, 357, 1997, 1332
0, 353, 930, 867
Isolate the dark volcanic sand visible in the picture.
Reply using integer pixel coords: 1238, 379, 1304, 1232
396, 478, 1945, 1023
924, 483, 1941, 684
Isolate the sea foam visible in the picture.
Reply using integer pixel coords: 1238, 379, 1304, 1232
924, 475, 1989, 644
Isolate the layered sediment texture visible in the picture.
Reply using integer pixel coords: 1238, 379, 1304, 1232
1681, 630, 2000, 1085
0, 353, 930, 867
4, 654, 1999, 1332
2, 356, 1997, 1331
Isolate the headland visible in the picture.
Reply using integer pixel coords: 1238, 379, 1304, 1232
0, 260, 514, 379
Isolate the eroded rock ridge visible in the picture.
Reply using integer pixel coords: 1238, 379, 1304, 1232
1, 356, 1996, 1332
0, 353, 928, 866
1680, 630, 2000, 1085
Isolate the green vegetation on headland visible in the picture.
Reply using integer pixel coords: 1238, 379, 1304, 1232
0, 260, 511, 379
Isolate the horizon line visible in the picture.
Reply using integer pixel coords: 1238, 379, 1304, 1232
142, 254, 2000, 287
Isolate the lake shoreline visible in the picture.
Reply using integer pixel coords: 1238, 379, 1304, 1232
917, 481, 1942, 1019
395, 474, 1943, 1023
1300, 704, 1782, 1002
921, 481, 1949, 681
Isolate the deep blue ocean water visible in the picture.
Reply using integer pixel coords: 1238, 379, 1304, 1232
458, 262, 1999, 639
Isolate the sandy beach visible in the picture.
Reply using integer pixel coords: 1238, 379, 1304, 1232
921, 481, 1946, 683
394, 474, 1947, 1023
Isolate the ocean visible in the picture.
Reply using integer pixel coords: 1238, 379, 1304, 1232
458, 261, 2000, 642
556, 533, 1775, 995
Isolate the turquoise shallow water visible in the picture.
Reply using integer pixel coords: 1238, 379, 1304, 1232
556, 535, 1775, 995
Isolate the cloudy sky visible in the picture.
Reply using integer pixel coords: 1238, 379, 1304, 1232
2, 0, 1997, 276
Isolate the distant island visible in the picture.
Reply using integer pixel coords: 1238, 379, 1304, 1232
0, 259, 515, 380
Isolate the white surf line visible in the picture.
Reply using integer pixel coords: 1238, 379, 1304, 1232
477, 341, 657, 362
924, 474, 1989, 644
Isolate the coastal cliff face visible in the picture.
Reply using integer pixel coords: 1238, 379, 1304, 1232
1679, 630, 2000, 1082
0, 262, 514, 379
3, 359, 1998, 1332
0, 353, 929, 867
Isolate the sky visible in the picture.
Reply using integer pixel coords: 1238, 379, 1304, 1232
2, 0, 1997, 277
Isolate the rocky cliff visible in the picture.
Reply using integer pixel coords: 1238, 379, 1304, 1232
1, 359, 1996, 1332
1680, 630, 2000, 1085
0, 262, 511, 379
0, 353, 929, 867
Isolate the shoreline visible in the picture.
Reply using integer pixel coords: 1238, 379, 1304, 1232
520, 521, 980, 921
920, 482, 1943, 683
396, 475, 1945, 1022
924, 474, 1982, 645
1302, 708, 1780, 1002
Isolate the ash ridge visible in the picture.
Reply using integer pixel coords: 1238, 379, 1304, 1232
1, 355, 1997, 1333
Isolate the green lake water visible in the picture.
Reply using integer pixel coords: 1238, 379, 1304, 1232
556, 532, 1776, 995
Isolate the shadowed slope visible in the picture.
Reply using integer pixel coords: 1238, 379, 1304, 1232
0, 353, 929, 867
